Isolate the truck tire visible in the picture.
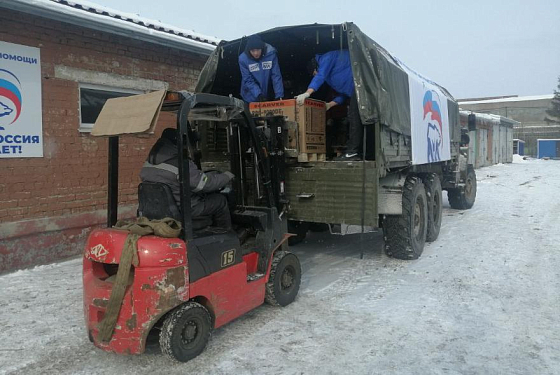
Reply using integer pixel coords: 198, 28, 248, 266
287, 221, 309, 246
383, 176, 428, 260
448, 167, 477, 210
423, 173, 442, 242
160, 302, 212, 363
265, 251, 301, 306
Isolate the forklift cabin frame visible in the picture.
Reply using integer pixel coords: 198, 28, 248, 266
106, 91, 277, 240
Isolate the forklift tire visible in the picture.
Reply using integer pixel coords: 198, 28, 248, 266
383, 176, 428, 260
422, 173, 442, 242
265, 251, 301, 307
448, 167, 477, 210
287, 221, 309, 246
160, 302, 212, 363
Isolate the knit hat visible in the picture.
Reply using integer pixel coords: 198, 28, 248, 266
246, 35, 265, 50
161, 127, 177, 145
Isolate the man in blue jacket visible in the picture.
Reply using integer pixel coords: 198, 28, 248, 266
239, 35, 284, 103
296, 50, 362, 161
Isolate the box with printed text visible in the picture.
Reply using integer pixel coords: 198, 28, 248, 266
249, 98, 326, 155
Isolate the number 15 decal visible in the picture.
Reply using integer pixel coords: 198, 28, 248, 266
221, 249, 236, 267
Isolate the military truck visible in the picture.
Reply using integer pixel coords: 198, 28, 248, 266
196, 23, 477, 259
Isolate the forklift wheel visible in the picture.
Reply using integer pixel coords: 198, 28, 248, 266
160, 302, 212, 362
265, 251, 301, 307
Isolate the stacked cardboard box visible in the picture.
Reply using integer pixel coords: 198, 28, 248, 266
249, 99, 326, 161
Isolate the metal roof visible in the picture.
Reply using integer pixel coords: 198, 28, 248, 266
0, 0, 219, 55
458, 94, 554, 105
459, 110, 520, 127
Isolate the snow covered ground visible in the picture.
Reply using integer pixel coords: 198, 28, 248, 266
1, 158, 559, 375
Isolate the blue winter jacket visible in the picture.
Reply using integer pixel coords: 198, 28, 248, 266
239, 43, 284, 103
308, 50, 354, 105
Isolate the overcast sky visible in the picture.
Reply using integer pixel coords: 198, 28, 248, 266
93, 0, 560, 99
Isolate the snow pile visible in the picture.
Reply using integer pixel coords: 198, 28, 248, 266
513, 154, 528, 163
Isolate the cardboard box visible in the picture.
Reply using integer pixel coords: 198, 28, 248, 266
249, 99, 326, 154
92, 90, 165, 136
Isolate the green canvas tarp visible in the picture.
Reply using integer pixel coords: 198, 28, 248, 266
196, 23, 459, 144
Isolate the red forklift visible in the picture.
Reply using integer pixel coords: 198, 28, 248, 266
83, 91, 301, 362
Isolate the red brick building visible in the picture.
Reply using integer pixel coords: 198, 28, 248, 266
0, 0, 218, 272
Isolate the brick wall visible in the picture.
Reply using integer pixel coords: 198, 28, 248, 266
0, 9, 209, 272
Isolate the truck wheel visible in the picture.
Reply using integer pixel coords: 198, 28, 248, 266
423, 173, 442, 242
288, 221, 309, 246
265, 251, 301, 306
383, 176, 428, 260
160, 302, 212, 362
448, 167, 477, 210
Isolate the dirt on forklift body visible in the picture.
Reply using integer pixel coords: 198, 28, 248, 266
197, 22, 477, 258
83, 90, 301, 362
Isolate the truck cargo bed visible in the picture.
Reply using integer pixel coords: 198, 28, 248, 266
285, 161, 378, 227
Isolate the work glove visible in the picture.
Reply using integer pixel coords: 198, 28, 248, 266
296, 92, 311, 105
326, 101, 337, 111
223, 171, 235, 181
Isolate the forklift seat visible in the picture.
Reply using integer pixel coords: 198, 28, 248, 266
138, 182, 212, 230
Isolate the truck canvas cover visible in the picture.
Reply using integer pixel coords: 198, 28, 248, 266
196, 23, 460, 165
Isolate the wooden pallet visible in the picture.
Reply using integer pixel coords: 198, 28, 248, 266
297, 153, 326, 163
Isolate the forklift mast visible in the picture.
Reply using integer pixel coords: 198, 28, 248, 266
228, 114, 288, 212
104, 91, 287, 241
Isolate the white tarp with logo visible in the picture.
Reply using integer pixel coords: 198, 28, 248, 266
0, 41, 43, 158
395, 59, 451, 165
